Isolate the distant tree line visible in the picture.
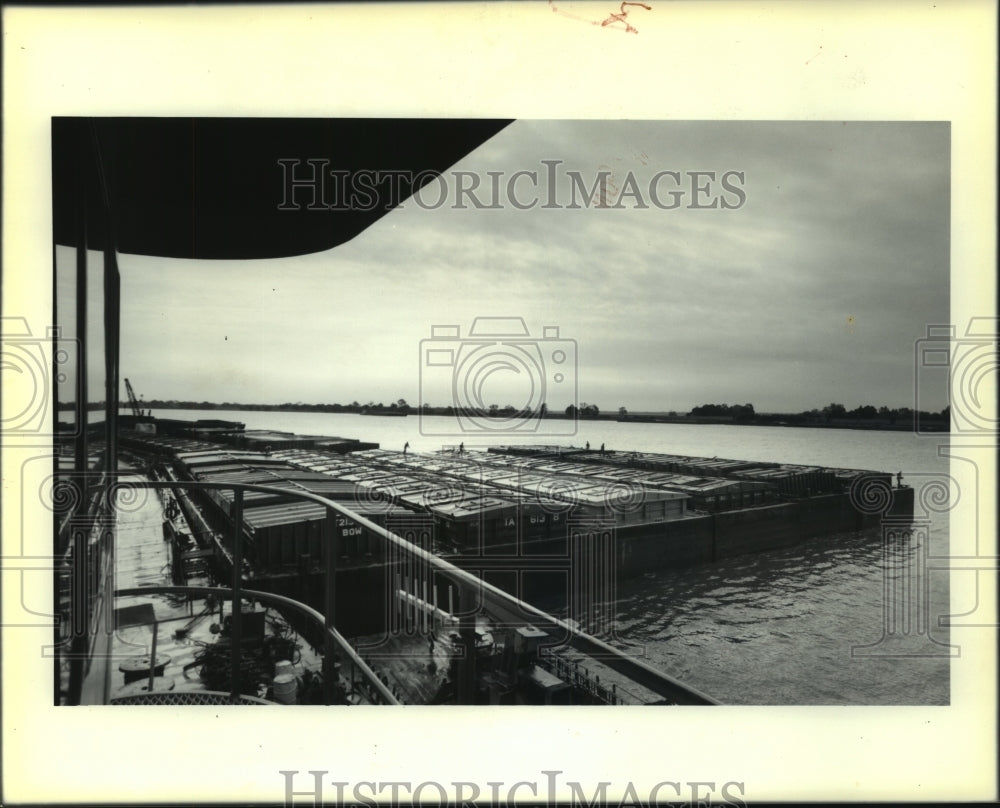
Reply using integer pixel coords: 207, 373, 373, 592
615, 401, 950, 429
60, 398, 951, 429
798, 402, 950, 425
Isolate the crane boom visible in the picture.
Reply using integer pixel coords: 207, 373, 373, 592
124, 378, 143, 418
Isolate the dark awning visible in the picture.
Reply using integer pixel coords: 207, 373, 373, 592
52, 117, 512, 260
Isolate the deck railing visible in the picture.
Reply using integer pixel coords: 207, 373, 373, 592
65, 476, 718, 706
113, 584, 400, 705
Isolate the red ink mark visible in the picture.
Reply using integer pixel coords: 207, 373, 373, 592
549, 0, 651, 34
601, 1, 651, 34
592, 163, 621, 207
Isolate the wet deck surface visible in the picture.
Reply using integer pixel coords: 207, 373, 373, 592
103, 471, 332, 704
110, 474, 225, 699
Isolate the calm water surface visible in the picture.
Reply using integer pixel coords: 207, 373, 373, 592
151, 409, 951, 705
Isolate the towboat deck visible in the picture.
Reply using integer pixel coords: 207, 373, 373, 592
88, 471, 324, 704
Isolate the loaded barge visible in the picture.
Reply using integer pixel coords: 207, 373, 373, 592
119, 425, 913, 637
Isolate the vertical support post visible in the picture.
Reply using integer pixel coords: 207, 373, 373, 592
422, 579, 429, 634
66, 517, 93, 705
73, 144, 89, 519
323, 506, 338, 704
147, 621, 159, 693
86, 119, 119, 491
97, 122, 121, 706
393, 571, 401, 634
65, 126, 91, 707
455, 584, 478, 705
103, 247, 119, 480
402, 574, 410, 631
100, 521, 115, 706
230, 488, 243, 702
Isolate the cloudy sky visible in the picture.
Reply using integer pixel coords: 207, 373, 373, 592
60, 120, 950, 414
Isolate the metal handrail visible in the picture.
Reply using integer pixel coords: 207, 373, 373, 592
115, 585, 400, 705
108, 478, 718, 706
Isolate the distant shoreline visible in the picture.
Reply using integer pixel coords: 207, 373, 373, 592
60, 402, 948, 433
613, 416, 943, 432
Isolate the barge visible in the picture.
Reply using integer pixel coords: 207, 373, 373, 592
58, 418, 914, 706
118, 427, 913, 639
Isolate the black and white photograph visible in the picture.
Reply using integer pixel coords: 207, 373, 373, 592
48, 116, 954, 708
3, 2, 996, 805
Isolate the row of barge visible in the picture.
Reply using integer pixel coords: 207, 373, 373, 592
119, 427, 914, 641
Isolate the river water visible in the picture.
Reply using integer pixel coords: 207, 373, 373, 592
150, 409, 951, 705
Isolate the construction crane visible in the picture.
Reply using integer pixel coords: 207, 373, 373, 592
124, 378, 156, 433
124, 378, 143, 418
